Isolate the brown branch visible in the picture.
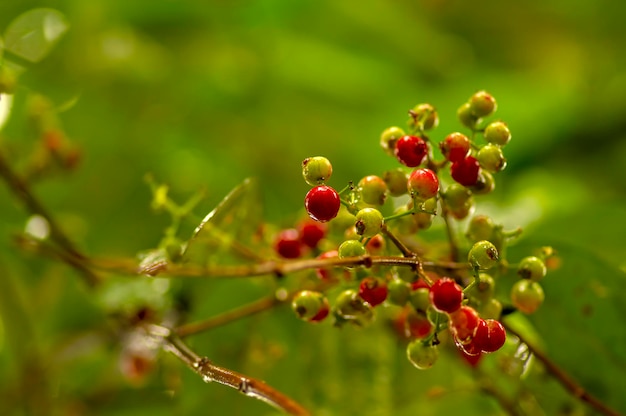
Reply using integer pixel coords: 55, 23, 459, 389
382, 225, 415, 258
151, 325, 311, 416
0, 151, 100, 286
503, 320, 622, 416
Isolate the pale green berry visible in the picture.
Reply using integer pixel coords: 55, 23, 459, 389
409, 287, 431, 313
457, 102, 481, 130
292, 290, 326, 320
466, 215, 496, 243
477, 144, 507, 173
358, 175, 388, 205
338, 239, 366, 258
355, 208, 384, 238
302, 156, 332, 186
511, 280, 544, 314
406, 340, 438, 370
387, 278, 411, 306
517, 256, 547, 281
382, 168, 409, 197
465, 273, 496, 302
470, 171, 495, 195
479, 298, 503, 320
408, 103, 439, 131
484, 121, 511, 146
380, 126, 405, 156
469, 90, 497, 117
468, 240, 499, 270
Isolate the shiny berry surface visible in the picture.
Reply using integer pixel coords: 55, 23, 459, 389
429, 277, 463, 313
440, 132, 470, 163
451, 156, 481, 186
274, 229, 303, 259
358, 277, 388, 307
407, 168, 439, 200
305, 185, 341, 222
394, 135, 428, 167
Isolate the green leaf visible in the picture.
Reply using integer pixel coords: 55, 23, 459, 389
4, 8, 68, 63
183, 178, 263, 267
508, 239, 626, 413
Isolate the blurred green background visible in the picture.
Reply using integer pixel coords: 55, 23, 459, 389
1, 1, 625, 415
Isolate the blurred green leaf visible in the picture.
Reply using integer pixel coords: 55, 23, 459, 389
183, 178, 263, 267
4, 8, 68, 63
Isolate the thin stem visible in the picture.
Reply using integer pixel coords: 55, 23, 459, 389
381, 225, 414, 258
153, 325, 311, 416
502, 320, 621, 416
0, 151, 99, 286
441, 206, 461, 262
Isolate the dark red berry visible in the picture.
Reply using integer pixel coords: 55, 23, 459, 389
440, 132, 470, 163
394, 135, 428, 167
298, 219, 327, 248
451, 156, 480, 186
475, 319, 506, 353
449, 305, 480, 342
359, 277, 388, 307
305, 185, 341, 222
429, 277, 463, 313
274, 229, 303, 259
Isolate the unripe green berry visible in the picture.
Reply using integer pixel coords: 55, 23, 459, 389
468, 240, 499, 270
358, 175, 388, 206
292, 290, 326, 320
355, 208, 384, 238
477, 144, 507, 173
470, 171, 495, 195
382, 168, 409, 197
426, 307, 449, 327
457, 102, 481, 130
302, 156, 333, 186
484, 121, 511, 146
406, 340, 438, 370
334, 289, 374, 322
338, 239, 366, 258
387, 278, 411, 306
466, 215, 496, 243
469, 90, 497, 117
511, 280, 544, 314
517, 256, 547, 281
408, 103, 439, 131
380, 126, 405, 156
479, 298, 503, 320
443, 183, 475, 219
465, 273, 496, 302
409, 287, 431, 313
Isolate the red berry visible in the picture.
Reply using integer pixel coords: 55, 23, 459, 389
404, 309, 434, 339
274, 229, 303, 259
310, 298, 330, 322
458, 345, 483, 367
394, 135, 428, 167
298, 219, 327, 248
305, 185, 341, 222
472, 319, 506, 353
451, 156, 480, 186
449, 305, 480, 342
440, 132, 470, 163
358, 277, 388, 307
407, 168, 439, 200
429, 277, 463, 313
315, 250, 342, 281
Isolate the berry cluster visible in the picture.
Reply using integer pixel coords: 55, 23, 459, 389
289, 91, 553, 370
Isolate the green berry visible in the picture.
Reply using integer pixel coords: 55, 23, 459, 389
292, 290, 327, 320
443, 183, 475, 220
469, 90, 497, 117
470, 171, 495, 195
338, 239, 366, 258
302, 156, 333, 186
334, 289, 374, 322
382, 168, 409, 197
517, 256, 547, 281
380, 126, 405, 156
479, 298, 503, 320
406, 340, 438, 370
408, 103, 439, 131
484, 121, 511, 146
466, 215, 496, 243
355, 208, 384, 238
465, 273, 496, 302
477, 144, 507, 173
457, 102, 481, 130
358, 175, 388, 205
409, 287, 431, 313
511, 280, 544, 314
387, 278, 411, 306
468, 240, 499, 270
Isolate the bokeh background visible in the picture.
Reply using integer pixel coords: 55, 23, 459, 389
1, 1, 625, 415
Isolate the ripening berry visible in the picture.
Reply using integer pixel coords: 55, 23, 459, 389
440, 132, 471, 163
394, 135, 428, 167
451, 156, 481, 187
274, 229, 303, 259
365, 233, 385, 254
511, 279, 544, 314
315, 250, 346, 281
406, 340, 438, 370
338, 239, 366, 258
298, 219, 327, 248
465, 273, 496, 302
457, 102, 481, 130
449, 305, 481, 343
409, 287, 431, 313
484, 121, 511, 146
429, 277, 463, 313
407, 168, 439, 201
305, 185, 341, 222
468, 240, 499, 270
408, 103, 439, 131
380, 126, 405, 156
477, 144, 507, 173
358, 175, 388, 205
469, 90, 497, 117
302, 156, 333, 186
382, 168, 409, 197
292, 290, 329, 321
359, 277, 388, 307
404, 309, 434, 339
517, 256, 547, 281
466, 215, 496, 243
443, 183, 474, 220
355, 208, 384, 238
471, 171, 495, 195
387, 278, 411, 306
